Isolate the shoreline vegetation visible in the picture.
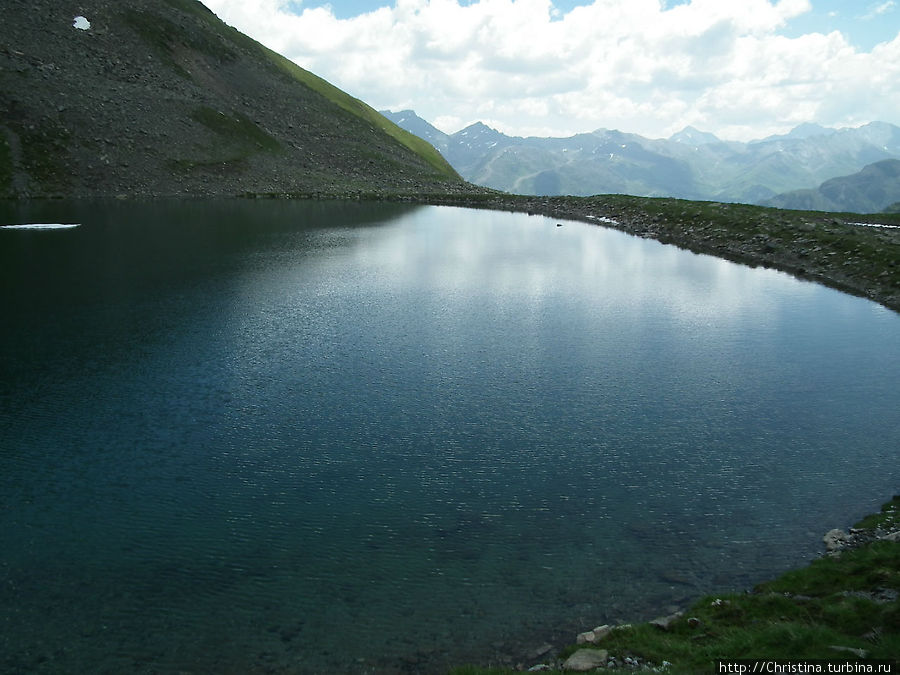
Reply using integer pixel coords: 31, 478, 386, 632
451, 496, 900, 674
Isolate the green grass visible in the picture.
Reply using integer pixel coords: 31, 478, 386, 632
259, 47, 460, 180
167, 107, 281, 174
139, 0, 460, 182
449, 496, 900, 674
855, 499, 900, 531
190, 106, 281, 153
123, 7, 236, 79
8, 120, 72, 194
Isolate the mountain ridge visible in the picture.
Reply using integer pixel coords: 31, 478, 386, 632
381, 110, 900, 210
763, 159, 900, 213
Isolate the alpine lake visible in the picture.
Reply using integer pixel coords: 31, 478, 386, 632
1, 199, 898, 674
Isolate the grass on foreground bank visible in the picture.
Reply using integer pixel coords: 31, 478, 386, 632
450, 496, 900, 674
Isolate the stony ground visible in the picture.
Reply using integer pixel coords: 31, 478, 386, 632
1, 0, 467, 199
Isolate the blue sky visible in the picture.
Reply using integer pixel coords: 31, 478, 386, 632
204, 0, 900, 140
780, 0, 899, 49
293, 0, 898, 48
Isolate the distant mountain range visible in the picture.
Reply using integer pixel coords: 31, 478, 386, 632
382, 111, 900, 211
763, 159, 900, 213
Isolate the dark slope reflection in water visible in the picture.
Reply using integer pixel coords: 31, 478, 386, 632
1, 200, 898, 673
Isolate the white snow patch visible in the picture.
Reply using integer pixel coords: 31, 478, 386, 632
73, 16, 91, 30
585, 215, 619, 225
2, 223, 80, 230
850, 222, 900, 229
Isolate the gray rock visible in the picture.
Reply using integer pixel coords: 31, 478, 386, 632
563, 648, 609, 671
575, 625, 611, 644
649, 611, 683, 631
824, 528, 849, 551
880, 530, 900, 542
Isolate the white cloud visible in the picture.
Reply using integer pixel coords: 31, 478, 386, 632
862, 1, 896, 19
204, 0, 900, 141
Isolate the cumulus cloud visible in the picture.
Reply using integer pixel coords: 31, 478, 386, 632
204, 0, 900, 141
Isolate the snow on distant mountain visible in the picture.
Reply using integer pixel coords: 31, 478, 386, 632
669, 126, 721, 146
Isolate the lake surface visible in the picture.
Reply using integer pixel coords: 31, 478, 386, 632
1, 200, 898, 674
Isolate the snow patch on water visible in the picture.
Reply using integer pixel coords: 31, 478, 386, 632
73, 16, 91, 30
2, 223, 80, 230
850, 222, 900, 229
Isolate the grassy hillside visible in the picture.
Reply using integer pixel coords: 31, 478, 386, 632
0, 0, 464, 198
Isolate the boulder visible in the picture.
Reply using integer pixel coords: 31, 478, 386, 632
823, 528, 849, 551
649, 611, 683, 631
575, 625, 611, 644
563, 648, 608, 671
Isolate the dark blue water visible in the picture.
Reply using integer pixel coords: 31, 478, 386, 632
1, 200, 898, 674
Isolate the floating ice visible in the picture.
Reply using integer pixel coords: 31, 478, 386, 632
850, 222, 900, 229
2, 223, 80, 230
73, 16, 90, 30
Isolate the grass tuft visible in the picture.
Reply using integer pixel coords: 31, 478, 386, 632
190, 106, 281, 153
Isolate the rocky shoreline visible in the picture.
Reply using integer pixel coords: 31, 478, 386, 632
506, 506, 900, 673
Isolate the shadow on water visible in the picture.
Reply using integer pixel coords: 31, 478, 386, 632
0, 198, 421, 305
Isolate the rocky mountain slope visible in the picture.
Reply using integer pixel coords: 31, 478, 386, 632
764, 159, 900, 213
382, 110, 900, 209
0, 0, 466, 199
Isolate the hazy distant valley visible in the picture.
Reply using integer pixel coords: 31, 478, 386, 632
382, 110, 900, 213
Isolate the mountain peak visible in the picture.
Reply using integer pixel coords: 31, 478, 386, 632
669, 126, 720, 146
454, 121, 509, 140
786, 122, 834, 139
461, 121, 498, 133
756, 122, 835, 143
380, 109, 450, 148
